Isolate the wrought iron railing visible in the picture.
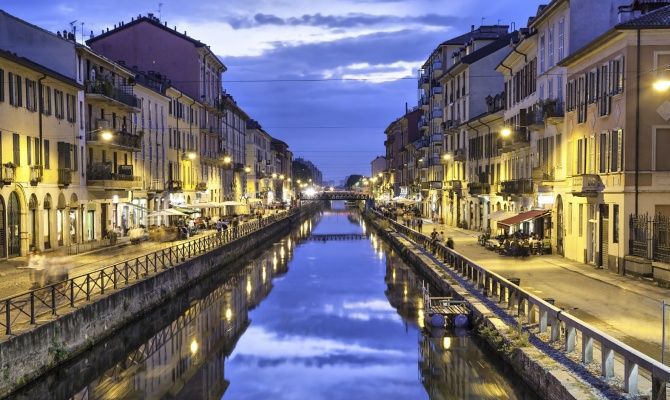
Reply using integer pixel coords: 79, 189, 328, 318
0, 205, 317, 336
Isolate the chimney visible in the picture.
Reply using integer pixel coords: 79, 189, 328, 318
471, 24, 475, 31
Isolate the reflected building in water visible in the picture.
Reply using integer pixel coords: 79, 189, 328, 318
68, 223, 307, 400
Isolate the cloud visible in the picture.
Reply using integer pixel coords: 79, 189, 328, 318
225, 12, 460, 30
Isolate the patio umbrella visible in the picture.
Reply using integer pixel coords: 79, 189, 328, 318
220, 201, 244, 206
147, 209, 187, 218
246, 198, 263, 203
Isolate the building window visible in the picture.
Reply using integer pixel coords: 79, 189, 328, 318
599, 63, 611, 116
54, 90, 64, 119
12, 133, 19, 166
66, 94, 76, 123
8, 73, 23, 107
568, 203, 572, 234
0, 69, 4, 102
599, 132, 608, 173
539, 34, 546, 73
611, 129, 622, 172
613, 204, 619, 244
26, 79, 37, 112
27, 137, 31, 166
548, 26, 555, 68
44, 140, 50, 169
42, 86, 52, 116
558, 17, 565, 61
656, 128, 670, 171
578, 204, 584, 237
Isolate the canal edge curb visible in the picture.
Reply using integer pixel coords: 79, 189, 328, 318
363, 211, 612, 400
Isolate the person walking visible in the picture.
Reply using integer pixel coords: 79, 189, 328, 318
417, 218, 423, 233
446, 237, 455, 250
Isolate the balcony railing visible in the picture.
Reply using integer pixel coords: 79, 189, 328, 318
167, 180, 183, 192
87, 163, 140, 189
420, 96, 429, 106
431, 85, 443, 95
453, 148, 467, 162
196, 181, 207, 191
85, 80, 139, 109
532, 167, 555, 182
1, 164, 15, 184
468, 182, 490, 196
418, 118, 429, 129
87, 129, 142, 152
29, 165, 42, 186
571, 174, 604, 197
431, 109, 443, 119
58, 168, 72, 187
498, 179, 534, 195
500, 127, 530, 153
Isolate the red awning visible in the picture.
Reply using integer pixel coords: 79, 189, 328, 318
497, 209, 550, 228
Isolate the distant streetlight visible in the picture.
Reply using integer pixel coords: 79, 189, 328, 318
244, 166, 251, 173
654, 79, 670, 92
187, 152, 196, 160
442, 153, 452, 161
501, 127, 512, 138
223, 155, 232, 164
272, 173, 278, 179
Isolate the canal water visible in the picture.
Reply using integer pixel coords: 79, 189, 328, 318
12, 203, 537, 400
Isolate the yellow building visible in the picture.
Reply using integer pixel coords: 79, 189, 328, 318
0, 49, 86, 256
559, 6, 670, 275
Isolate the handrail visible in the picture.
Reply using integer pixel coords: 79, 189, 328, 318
0, 204, 320, 338
370, 208, 670, 397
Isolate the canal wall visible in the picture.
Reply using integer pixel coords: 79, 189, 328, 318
364, 213, 609, 400
0, 205, 320, 398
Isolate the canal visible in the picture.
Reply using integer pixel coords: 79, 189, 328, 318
12, 203, 537, 400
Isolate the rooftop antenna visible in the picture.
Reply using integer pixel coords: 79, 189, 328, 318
158, 2, 164, 20
481, 17, 485, 26
69, 20, 77, 37
80, 21, 85, 42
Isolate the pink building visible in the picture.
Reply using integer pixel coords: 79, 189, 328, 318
87, 13, 225, 108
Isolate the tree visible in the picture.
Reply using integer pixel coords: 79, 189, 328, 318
344, 174, 364, 189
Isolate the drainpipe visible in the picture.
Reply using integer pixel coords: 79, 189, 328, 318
635, 28, 641, 216
511, 46, 528, 63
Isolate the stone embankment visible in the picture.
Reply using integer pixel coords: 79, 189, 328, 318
0, 204, 320, 398
364, 211, 623, 400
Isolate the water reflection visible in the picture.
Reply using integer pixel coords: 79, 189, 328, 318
12, 206, 536, 400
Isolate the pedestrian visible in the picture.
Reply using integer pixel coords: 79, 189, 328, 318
446, 236, 454, 250
417, 218, 423, 233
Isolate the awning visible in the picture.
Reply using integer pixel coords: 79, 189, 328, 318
182, 202, 221, 209
497, 209, 550, 228
173, 207, 198, 215
489, 210, 516, 221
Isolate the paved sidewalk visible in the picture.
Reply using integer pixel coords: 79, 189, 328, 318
0, 230, 217, 299
401, 218, 670, 361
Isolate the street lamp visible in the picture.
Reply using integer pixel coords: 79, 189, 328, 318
501, 127, 512, 138
654, 79, 670, 92
244, 166, 251, 173
442, 153, 452, 161
100, 130, 114, 141
187, 152, 196, 160
223, 155, 232, 165
272, 173, 277, 179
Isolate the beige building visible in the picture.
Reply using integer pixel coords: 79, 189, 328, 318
560, 4, 670, 274
245, 121, 274, 205
0, 49, 86, 256
78, 46, 143, 238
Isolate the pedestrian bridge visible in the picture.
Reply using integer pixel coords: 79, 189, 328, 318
306, 234, 369, 242
302, 191, 369, 201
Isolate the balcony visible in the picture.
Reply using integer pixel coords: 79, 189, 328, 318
167, 180, 183, 192
431, 109, 444, 119
1, 163, 15, 184
418, 117, 429, 130
528, 100, 565, 128
468, 182, 490, 196
30, 165, 42, 186
234, 163, 245, 172
431, 85, 443, 95
498, 179, 534, 196
432, 60, 443, 72
445, 180, 462, 192
57, 168, 72, 187
500, 128, 530, 153
85, 80, 139, 110
532, 167, 555, 182
87, 126, 142, 152
196, 181, 207, 192
87, 163, 140, 190
453, 148, 467, 162
148, 179, 164, 193
571, 174, 604, 197
444, 119, 459, 130
419, 96, 429, 106
429, 134, 443, 144
418, 74, 429, 88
